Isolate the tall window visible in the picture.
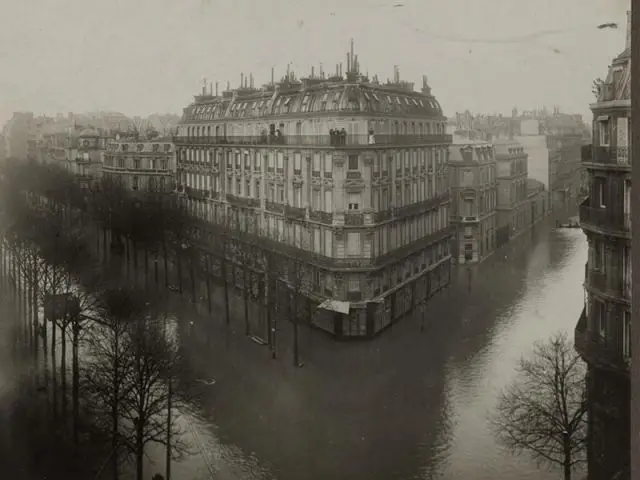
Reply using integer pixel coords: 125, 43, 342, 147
324, 189, 333, 212
245, 180, 251, 197
348, 193, 360, 211
593, 240, 604, 271
255, 179, 261, 199
293, 186, 302, 207
347, 232, 361, 256
324, 154, 332, 178
348, 155, 359, 170
594, 177, 606, 207
134, 158, 140, 169
596, 300, 606, 342
623, 309, 631, 359
294, 154, 302, 174
598, 118, 610, 146
132, 176, 139, 190
312, 188, 321, 210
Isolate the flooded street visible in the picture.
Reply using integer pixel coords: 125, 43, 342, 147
167, 222, 587, 480
0, 223, 587, 479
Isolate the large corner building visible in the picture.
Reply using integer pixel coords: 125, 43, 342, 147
575, 12, 631, 480
174, 42, 453, 338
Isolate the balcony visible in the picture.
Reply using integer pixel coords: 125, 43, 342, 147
579, 200, 629, 236
394, 192, 451, 219
309, 210, 333, 224
284, 205, 306, 220
574, 307, 629, 373
373, 210, 392, 223
265, 200, 285, 214
344, 212, 364, 226
585, 146, 631, 167
585, 262, 625, 300
226, 193, 260, 208
172, 133, 453, 148
374, 225, 454, 267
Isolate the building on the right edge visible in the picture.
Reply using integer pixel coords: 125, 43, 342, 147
574, 10, 631, 480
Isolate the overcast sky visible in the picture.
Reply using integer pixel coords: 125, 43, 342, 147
0, 0, 629, 126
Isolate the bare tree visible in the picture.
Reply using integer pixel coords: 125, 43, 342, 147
490, 331, 587, 480
83, 287, 140, 480
118, 294, 190, 480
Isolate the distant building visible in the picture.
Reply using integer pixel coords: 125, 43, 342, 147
453, 108, 587, 223
493, 139, 530, 246
523, 178, 548, 227
103, 134, 176, 194
2, 112, 34, 160
448, 139, 497, 264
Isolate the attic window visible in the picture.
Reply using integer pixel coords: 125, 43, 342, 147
372, 93, 380, 101
334, 92, 341, 101
386, 95, 392, 103
363, 92, 370, 100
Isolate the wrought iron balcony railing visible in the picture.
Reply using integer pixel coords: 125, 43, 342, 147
574, 307, 629, 373
173, 133, 453, 147
579, 201, 629, 235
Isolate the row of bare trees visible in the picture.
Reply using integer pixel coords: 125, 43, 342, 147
0, 159, 192, 479
10, 157, 316, 366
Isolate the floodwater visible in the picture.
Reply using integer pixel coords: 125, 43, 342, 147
0, 222, 587, 479
164, 222, 587, 480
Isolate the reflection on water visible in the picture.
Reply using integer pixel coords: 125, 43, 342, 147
0, 225, 588, 480
438, 229, 586, 480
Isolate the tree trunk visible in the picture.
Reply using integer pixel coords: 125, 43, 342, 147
132, 239, 138, 284
189, 259, 196, 304
61, 323, 67, 422
177, 250, 183, 294
33, 262, 39, 373
72, 323, 80, 446
125, 237, 130, 278
205, 276, 212, 313
144, 247, 149, 290
222, 259, 230, 326
51, 317, 57, 419
166, 377, 172, 480
243, 267, 250, 336
162, 241, 169, 288
154, 251, 159, 288
111, 342, 120, 480
103, 226, 108, 263
292, 294, 299, 367
563, 437, 572, 480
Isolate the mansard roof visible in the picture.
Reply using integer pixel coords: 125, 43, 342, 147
181, 82, 443, 124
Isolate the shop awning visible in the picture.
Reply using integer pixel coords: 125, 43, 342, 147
318, 299, 350, 314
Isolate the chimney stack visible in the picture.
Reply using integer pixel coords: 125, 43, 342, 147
240, 72, 244, 88
216, 81, 219, 96
209, 82, 213, 95
346, 52, 350, 73
271, 67, 275, 85
627, 10, 631, 50
339, 62, 343, 77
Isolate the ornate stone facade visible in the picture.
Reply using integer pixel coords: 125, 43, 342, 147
174, 44, 453, 337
